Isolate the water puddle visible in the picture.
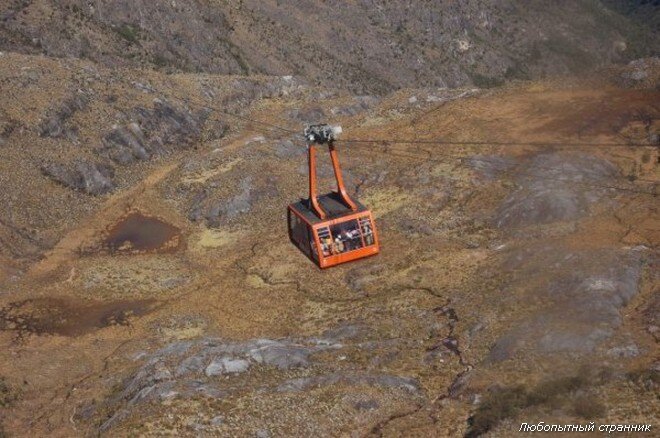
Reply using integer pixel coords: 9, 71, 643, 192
103, 213, 181, 254
0, 297, 155, 339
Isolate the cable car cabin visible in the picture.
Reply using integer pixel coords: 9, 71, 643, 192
287, 124, 380, 268
288, 194, 379, 268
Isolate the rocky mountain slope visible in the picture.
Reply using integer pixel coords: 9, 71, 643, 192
1, 0, 658, 93
0, 48, 658, 435
0, 1, 659, 437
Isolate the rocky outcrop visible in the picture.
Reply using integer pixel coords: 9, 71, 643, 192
488, 246, 645, 361
41, 160, 115, 195
39, 92, 88, 139
1, 1, 657, 93
90, 327, 423, 432
187, 177, 279, 227
100, 99, 208, 164
493, 153, 619, 229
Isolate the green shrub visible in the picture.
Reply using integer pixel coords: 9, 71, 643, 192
115, 24, 140, 44
0, 378, 12, 408
467, 385, 528, 437
573, 395, 606, 419
466, 368, 604, 437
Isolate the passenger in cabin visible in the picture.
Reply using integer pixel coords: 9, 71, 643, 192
333, 236, 345, 254
340, 230, 352, 250
362, 222, 373, 245
348, 229, 361, 248
321, 237, 332, 256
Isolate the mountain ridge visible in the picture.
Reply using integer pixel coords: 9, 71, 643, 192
1, 0, 658, 93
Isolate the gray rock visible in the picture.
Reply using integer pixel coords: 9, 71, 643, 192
184, 381, 226, 399
321, 323, 365, 342
488, 247, 643, 361
93, 333, 345, 430
102, 124, 149, 163
256, 429, 271, 438
248, 341, 311, 370
41, 159, 115, 195
39, 92, 88, 138
330, 96, 379, 116
222, 358, 250, 373
354, 399, 380, 411
160, 277, 189, 289
286, 106, 325, 123
607, 344, 641, 358
493, 153, 619, 229
205, 357, 250, 376
210, 416, 224, 426
128, 384, 157, 407
155, 340, 195, 358
277, 373, 420, 393
100, 99, 207, 164
467, 155, 517, 181
176, 354, 205, 377
203, 177, 278, 227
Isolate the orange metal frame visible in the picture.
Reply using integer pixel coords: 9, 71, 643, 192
313, 210, 380, 269
289, 138, 380, 268
288, 206, 380, 269
308, 141, 358, 219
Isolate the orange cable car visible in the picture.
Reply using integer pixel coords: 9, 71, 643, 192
287, 124, 380, 268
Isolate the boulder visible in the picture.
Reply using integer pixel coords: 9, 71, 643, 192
488, 247, 644, 361
493, 153, 619, 228
41, 160, 115, 195
100, 99, 208, 164
39, 93, 88, 139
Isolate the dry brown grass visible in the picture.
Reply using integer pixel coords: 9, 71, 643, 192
467, 368, 607, 436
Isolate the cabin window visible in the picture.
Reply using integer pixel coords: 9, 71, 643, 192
289, 211, 312, 257
328, 219, 364, 254
359, 216, 375, 246
316, 226, 332, 257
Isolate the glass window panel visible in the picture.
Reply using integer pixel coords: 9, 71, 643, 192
328, 219, 364, 254
359, 216, 375, 246
317, 226, 332, 257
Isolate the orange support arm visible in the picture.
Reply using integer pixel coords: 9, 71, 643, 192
308, 141, 357, 220
308, 145, 326, 219
329, 142, 357, 211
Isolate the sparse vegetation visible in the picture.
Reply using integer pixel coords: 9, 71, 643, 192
152, 54, 170, 68
0, 377, 16, 438
466, 369, 607, 437
0, 378, 15, 407
0, 3, 657, 434
466, 385, 528, 437
114, 24, 140, 44
573, 395, 606, 419
626, 368, 660, 391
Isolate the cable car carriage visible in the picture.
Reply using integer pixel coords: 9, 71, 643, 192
288, 124, 380, 268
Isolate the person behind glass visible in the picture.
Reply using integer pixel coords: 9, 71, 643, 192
321, 237, 332, 256
340, 230, 351, 251
333, 235, 345, 254
363, 223, 373, 245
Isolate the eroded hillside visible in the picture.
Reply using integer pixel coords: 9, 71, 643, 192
1, 0, 658, 93
0, 49, 658, 436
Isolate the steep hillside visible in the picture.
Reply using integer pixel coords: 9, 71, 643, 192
0, 2, 659, 436
1, 0, 658, 93
0, 50, 658, 435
